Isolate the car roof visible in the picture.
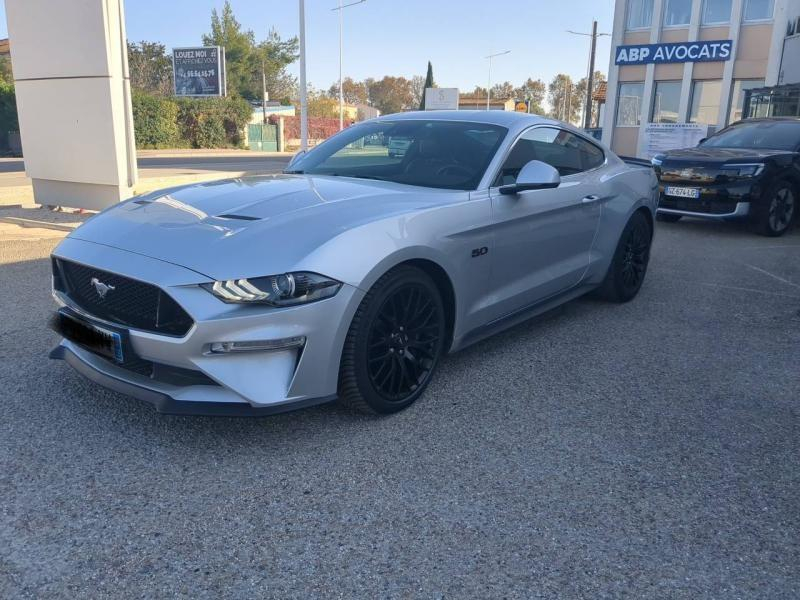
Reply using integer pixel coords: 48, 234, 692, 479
374, 110, 560, 129
732, 117, 800, 125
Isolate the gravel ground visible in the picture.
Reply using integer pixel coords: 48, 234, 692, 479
1, 219, 798, 599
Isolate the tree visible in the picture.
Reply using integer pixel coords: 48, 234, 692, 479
327, 77, 368, 105
574, 71, 606, 127
0, 57, 13, 85
253, 28, 299, 104
202, 1, 256, 98
547, 74, 580, 124
367, 76, 414, 115
490, 81, 515, 100
410, 75, 426, 108
127, 41, 173, 96
418, 61, 435, 110
307, 92, 339, 118
202, 2, 298, 102
514, 78, 546, 114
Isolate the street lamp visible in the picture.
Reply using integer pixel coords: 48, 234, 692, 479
299, 0, 308, 150
332, 0, 366, 130
567, 22, 610, 129
485, 50, 510, 110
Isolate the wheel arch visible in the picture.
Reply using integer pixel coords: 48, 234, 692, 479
399, 258, 457, 353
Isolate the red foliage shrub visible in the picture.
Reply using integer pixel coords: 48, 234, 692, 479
270, 115, 350, 140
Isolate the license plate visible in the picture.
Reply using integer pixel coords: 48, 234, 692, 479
665, 186, 700, 199
54, 311, 124, 363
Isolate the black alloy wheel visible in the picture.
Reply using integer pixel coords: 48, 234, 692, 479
339, 266, 445, 414
756, 182, 796, 237
596, 211, 652, 303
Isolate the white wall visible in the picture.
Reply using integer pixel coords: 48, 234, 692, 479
6, 0, 137, 209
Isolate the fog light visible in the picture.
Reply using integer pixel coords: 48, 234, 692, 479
208, 336, 306, 354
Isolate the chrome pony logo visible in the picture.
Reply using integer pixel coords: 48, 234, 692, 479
90, 277, 115, 300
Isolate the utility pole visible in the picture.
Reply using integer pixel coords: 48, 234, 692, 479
332, 0, 366, 130
261, 61, 269, 124
567, 21, 610, 129
485, 50, 510, 110
299, 0, 308, 151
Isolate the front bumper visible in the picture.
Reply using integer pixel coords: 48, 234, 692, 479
656, 179, 762, 220
657, 201, 751, 220
50, 238, 364, 415
49, 343, 336, 416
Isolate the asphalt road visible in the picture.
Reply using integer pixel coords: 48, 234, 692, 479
0, 154, 291, 188
1, 219, 799, 598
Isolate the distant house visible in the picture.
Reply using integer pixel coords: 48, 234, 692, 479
249, 103, 297, 126
0, 38, 10, 57
457, 96, 515, 111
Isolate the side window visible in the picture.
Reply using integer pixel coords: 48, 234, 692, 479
494, 127, 605, 186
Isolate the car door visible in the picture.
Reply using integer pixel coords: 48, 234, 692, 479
487, 126, 605, 320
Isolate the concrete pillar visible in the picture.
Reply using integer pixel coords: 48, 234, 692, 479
5, 0, 137, 209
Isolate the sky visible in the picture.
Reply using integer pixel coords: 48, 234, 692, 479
0, 0, 616, 94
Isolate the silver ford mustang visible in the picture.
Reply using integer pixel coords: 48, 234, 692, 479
50, 111, 657, 416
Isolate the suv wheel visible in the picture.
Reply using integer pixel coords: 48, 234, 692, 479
338, 266, 445, 414
754, 181, 796, 237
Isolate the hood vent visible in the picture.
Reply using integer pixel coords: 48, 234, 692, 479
217, 214, 261, 221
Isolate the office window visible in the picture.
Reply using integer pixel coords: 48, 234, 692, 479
728, 79, 765, 123
627, 0, 654, 29
616, 82, 645, 126
743, 0, 774, 21
664, 0, 692, 26
702, 0, 731, 24
652, 81, 682, 123
689, 80, 723, 126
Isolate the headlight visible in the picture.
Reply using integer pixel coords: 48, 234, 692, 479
202, 272, 341, 306
721, 163, 764, 178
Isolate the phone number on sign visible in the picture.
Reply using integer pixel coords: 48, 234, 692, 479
183, 70, 215, 78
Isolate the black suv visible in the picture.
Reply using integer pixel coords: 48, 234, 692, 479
652, 118, 800, 236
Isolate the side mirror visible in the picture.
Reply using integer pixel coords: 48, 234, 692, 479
499, 160, 561, 195
287, 149, 306, 170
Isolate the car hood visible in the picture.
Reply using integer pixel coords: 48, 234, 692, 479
68, 174, 451, 281
660, 146, 793, 165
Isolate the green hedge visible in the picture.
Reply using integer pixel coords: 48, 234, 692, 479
131, 92, 180, 148
132, 92, 252, 149
0, 81, 19, 148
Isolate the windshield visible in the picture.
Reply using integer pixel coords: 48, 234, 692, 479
287, 120, 508, 190
701, 120, 800, 151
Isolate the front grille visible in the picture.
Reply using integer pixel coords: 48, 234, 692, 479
659, 197, 738, 215
660, 167, 721, 184
54, 259, 194, 336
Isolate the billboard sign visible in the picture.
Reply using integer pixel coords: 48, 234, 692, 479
173, 46, 226, 97
615, 40, 732, 66
424, 87, 459, 110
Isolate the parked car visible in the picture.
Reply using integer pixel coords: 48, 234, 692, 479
49, 111, 657, 416
652, 117, 800, 236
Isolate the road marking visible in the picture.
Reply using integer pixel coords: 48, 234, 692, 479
696, 281, 800, 299
743, 263, 800, 290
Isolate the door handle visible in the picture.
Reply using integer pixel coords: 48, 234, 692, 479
581, 195, 601, 204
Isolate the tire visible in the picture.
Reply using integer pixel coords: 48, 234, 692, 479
656, 212, 682, 223
596, 211, 653, 303
752, 180, 796, 237
338, 265, 446, 414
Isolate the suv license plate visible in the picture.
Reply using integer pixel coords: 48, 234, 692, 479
665, 186, 700, 199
